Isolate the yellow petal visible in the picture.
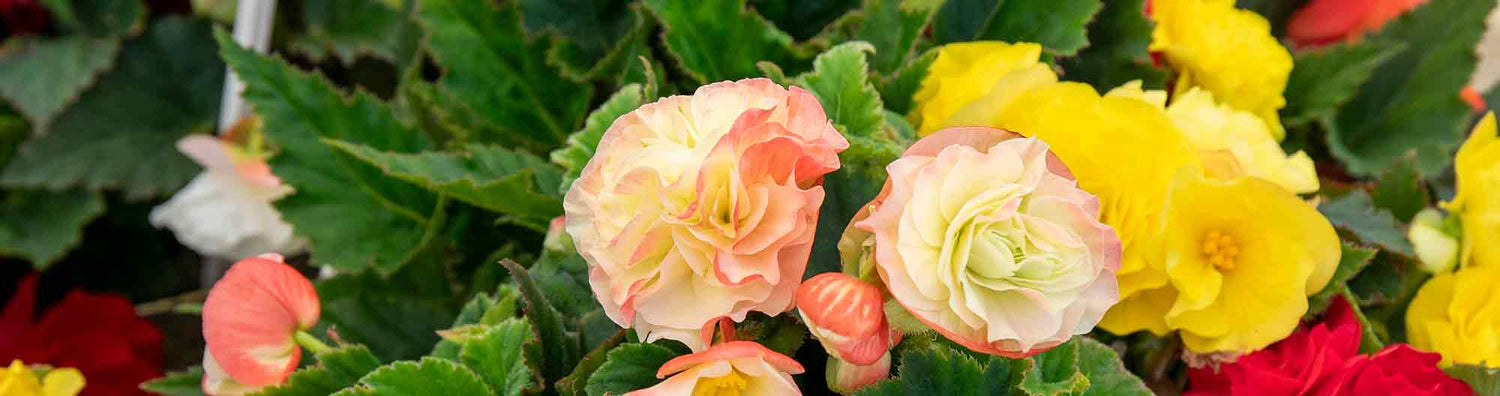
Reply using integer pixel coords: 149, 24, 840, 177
911, 41, 1044, 136
41, 369, 84, 396
1451, 112, 1500, 269
1099, 286, 1177, 335
1150, 0, 1291, 140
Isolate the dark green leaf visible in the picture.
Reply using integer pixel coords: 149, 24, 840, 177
460, 319, 537, 396
1283, 41, 1403, 127
218, 29, 438, 274
524, 0, 652, 84
879, 47, 936, 115
557, 329, 628, 396
44, 0, 144, 37
1371, 157, 1429, 222
1, 17, 221, 199
1446, 364, 1500, 396
288, 0, 421, 67
827, 0, 942, 74
644, 0, 806, 83
796, 41, 887, 138
417, 0, 593, 149
978, 0, 1102, 57
1318, 190, 1415, 256
932, 0, 1001, 44
0, 36, 120, 134
1056, 0, 1166, 91
752, 0, 860, 40
584, 343, 680, 396
1348, 252, 1427, 307
549, 84, 645, 191
253, 346, 384, 396
1340, 287, 1386, 354
501, 259, 577, 390
1020, 339, 1089, 396
0, 189, 104, 269
141, 368, 205, 396
855, 342, 991, 395
1325, 0, 1496, 176
736, 313, 808, 357
1307, 244, 1379, 315
1076, 338, 1151, 396
317, 271, 459, 362
1235, 0, 1309, 36
327, 141, 564, 223
338, 358, 495, 396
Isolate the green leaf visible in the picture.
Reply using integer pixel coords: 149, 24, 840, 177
501, 259, 577, 390
736, 313, 808, 357
337, 358, 495, 396
977, 0, 1102, 57
1234, 0, 1307, 37
1, 17, 221, 199
217, 29, 438, 274
1348, 252, 1428, 307
557, 329, 627, 396
288, 0, 421, 67
752, 0, 860, 40
584, 343, 680, 396
524, 0, 653, 84
460, 319, 537, 396
0, 189, 105, 269
1020, 339, 1089, 396
1318, 190, 1415, 256
316, 270, 459, 362
1283, 41, 1403, 127
1056, 0, 1166, 91
1371, 157, 1429, 222
855, 342, 993, 395
1307, 243, 1379, 315
432, 288, 520, 360
253, 346, 384, 396
327, 141, 564, 223
417, 0, 592, 150
1325, 0, 1496, 176
140, 368, 205, 396
879, 47, 936, 115
43, 0, 145, 37
827, 0, 942, 74
1340, 287, 1386, 354
796, 41, 886, 138
1075, 338, 1151, 396
932, 0, 1001, 44
549, 84, 645, 192
0, 36, 120, 134
644, 0, 806, 84
1446, 364, 1500, 396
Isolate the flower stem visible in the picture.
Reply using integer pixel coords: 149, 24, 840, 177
294, 330, 334, 355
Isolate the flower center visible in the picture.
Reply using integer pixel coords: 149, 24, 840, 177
1201, 229, 1239, 271
692, 369, 749, 396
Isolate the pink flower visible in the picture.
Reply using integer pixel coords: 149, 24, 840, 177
626, 341, 804, 396
855, 127, 1121, 357
795, 273, 891, 366
201, 254, 320, 392
564, 78, 848, 350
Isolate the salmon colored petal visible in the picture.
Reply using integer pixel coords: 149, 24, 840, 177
657, 341, 805, 378
1286, 0, 1375, 46
795, 273, 890, 365
202, 254, 319, 386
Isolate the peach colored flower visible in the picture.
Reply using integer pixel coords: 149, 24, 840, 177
856, 127, 1121, 357
626, 341, 804, 396
564, 78, 848, 351
201, 254, 319, 390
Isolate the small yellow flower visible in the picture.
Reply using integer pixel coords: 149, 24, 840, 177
1110, 83, 1319, 194
1151, 0, 1293, 140
0, 360, 85, 396
909, 41, 1056, 136
1406, 264, 1500, 367
1447, 112, 1500, 269
1149, 170, 1340, 353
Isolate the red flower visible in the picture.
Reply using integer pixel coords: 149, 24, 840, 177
0, 0, 50, 36
1286, 0, 1426, 48
1187, 296, 1472, 396
1, 274, 164, 396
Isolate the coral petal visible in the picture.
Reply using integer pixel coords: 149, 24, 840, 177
202, 255, 319, 386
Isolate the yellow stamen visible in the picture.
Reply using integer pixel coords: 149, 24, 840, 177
692, 369, 749, 396
1202, 230, 1240, 271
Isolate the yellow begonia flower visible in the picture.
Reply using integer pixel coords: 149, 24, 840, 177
1406, 265, 1500, 367
1156, 170, 1340, 352
1151, 0, 1293, 141
909, 41, 1055, 136
1448, 112, 1500, 269
0, 360, 85, 396
1110, 83, 1319, 194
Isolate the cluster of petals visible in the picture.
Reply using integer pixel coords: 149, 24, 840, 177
564, 78, 848, 351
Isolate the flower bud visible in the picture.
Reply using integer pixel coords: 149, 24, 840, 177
1409, 208, 1460, 274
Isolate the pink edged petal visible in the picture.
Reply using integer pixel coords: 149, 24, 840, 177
902, 126, 1021, 158
657, 341, 806, 378
202, 254, 320, 386
201, 350, 264, 396
795, 273, 886, 339
178, 135, 237, 174
827, 352, 892, 394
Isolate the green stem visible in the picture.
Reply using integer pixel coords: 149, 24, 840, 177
294, 330, 334, 355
